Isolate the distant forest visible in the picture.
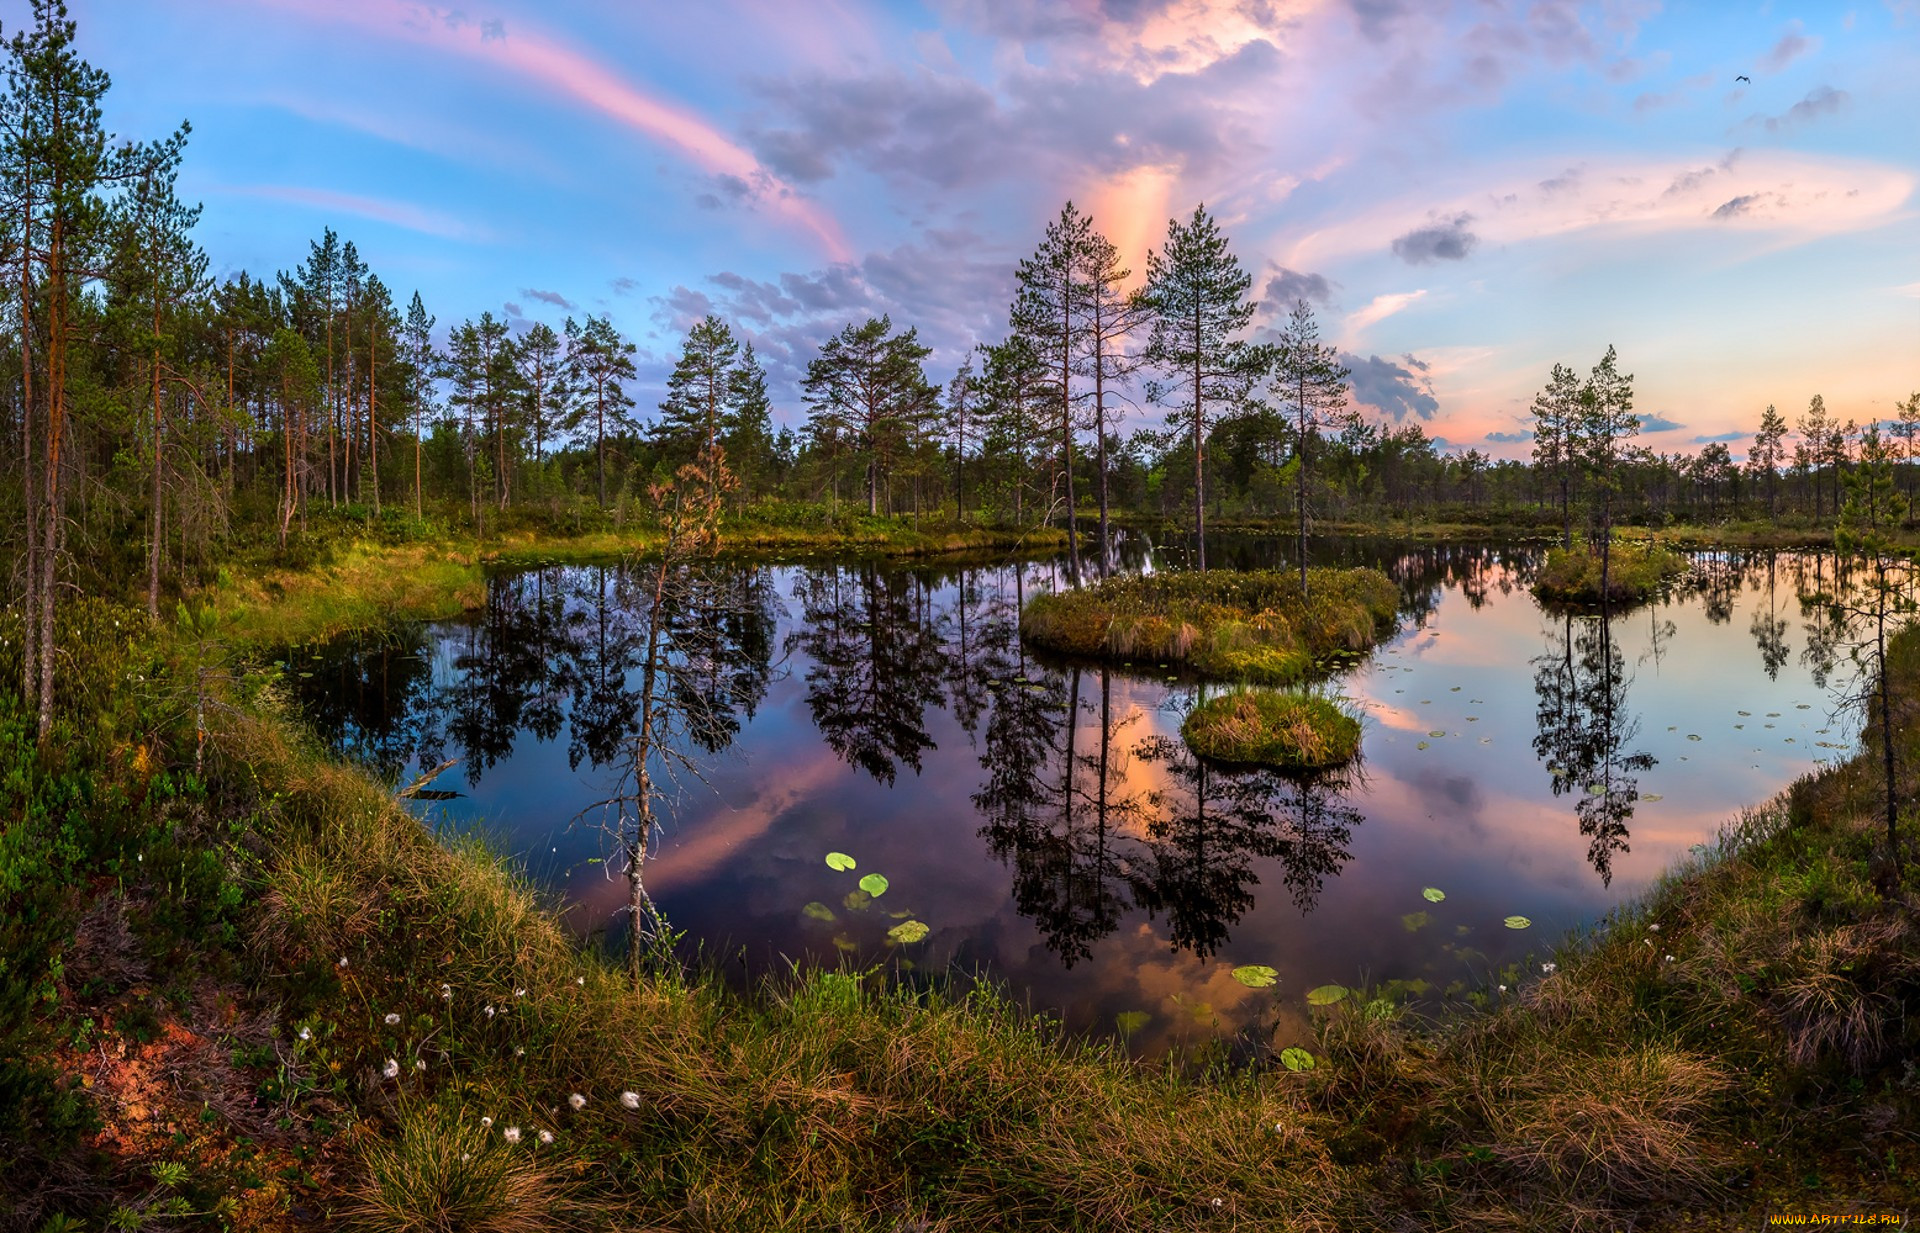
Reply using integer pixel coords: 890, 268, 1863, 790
6, 1, 1920, 626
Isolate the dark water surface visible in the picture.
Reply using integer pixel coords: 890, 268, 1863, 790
289, 537, 1863, 1056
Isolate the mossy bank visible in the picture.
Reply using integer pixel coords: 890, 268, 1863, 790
1019, 566, 1400, 685
1181, 689, 1361, 770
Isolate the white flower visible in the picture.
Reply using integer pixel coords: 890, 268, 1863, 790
514, 988, 526, 998
337, 957, 349, 968
1541, 962, 1557, 975
1665, 954, 1675, 963
460, 1153, 470, 1163
620, 1091, 640, 1110
568, 1093, 586, 1110
384, 1013, 401, 1026
575, 977, 585, 986
484, 1005, 495, 1017
381, 1058, 400, 1079
503, 1126, 521, 1143
1497, 984, 1507, 994
297, 1027, 311, 1041
538, 1129, 554, 1145
514, 1047, 525, 1058
440, 984, 452, 1000
1212, 1198, 1223, 1208
1648, 923, 1661, 932
481, 1117, 493, 1129
415, 1058, 427, 1071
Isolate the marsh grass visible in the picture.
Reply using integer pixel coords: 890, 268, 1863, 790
1180, 689, 1361, 769
1533, 539, 1691, 604
1020, 567, 1398, 684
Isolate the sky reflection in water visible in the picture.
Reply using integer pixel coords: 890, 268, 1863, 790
291, 540, 1861, 1056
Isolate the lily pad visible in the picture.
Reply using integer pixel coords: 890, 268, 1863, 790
1416, 741, 1429, 750
801, 901, 837, 923
825, 852, 857, 872
858, 873, 890, 898
886, 920, 929, 944
1642, 793, 1663, 802
1231, 964, 1279, 988
1280, 1047, 1316, 1072
1115, 1010, 1150, 1036
1401, 911, 1431, 932
1504, 915, 1532, 930
1428, 730, 1445, 738
1422, 887, 1446, 903
1306, 984, 1350, 1006
842, 889, 872, 912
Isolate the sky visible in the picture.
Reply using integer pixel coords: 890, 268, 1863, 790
50, 0, 1920, 457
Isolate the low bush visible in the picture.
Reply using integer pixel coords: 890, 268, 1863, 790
1181, 690, 1361, 769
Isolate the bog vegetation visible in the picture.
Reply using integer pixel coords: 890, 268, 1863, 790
3, 2, 1920, 1229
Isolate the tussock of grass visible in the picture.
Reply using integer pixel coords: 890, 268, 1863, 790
1533, 539, 1690, 605
1181, 690, 1360, 769
1021, 567, 1398, 684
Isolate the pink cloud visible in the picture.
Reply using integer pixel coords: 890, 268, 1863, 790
258, 0, 851, 261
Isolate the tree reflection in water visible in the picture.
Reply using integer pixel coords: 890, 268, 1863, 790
1531, 605, 1655, 885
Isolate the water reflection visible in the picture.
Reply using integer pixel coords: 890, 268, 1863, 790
287, 541, 1868, 1049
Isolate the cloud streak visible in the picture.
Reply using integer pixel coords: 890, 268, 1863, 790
214, 183, 486, 240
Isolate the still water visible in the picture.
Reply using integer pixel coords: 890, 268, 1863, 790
290, 538, 1862, 1056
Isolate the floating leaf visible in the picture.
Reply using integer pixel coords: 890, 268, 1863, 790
831, 934, 858, 953
825, 852, 857, 872
1642, 793, 1663, 802
1401, 911, 1431, 932
1306, 984, 1349, 1006
886, 919, 930, 944
1686, 734, 1702, 742
1416, 741, 1429, 750
842, 889, 872, 912
1231, 964, 1279, 988
801, 901, 836, 923
1422, 887, 1446, 903
858, 873, 890, 898
1280, 1047, 1316, 1072
885, 909, 913, 919
1504, 915, 1532, 930
1737, 710, 1750, 716
1115, 1011, 1150, 1036
1428, 730, 1446, 738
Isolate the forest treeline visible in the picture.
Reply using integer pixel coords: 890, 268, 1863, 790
5, 0, 1919, 740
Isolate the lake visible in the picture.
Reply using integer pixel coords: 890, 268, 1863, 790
288, 536, 1864, 1057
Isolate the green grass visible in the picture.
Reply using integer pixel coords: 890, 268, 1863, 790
1180, 690, 1360, 770
1533, 539, 1692, 604
1019, 567, 1400, 685
10, 552, 1920, 1229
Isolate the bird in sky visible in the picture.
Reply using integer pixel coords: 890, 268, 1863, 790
1735, 75, 1751, 82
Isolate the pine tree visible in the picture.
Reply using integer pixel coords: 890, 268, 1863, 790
801, 315, 934, 517
360, 272, 399, 514
977, 333, 1052, 526
725, 341, 775, 503
1749, 403, 1788, 518
1530, 362, 1583, 548
1140, 204, 1258, 572
402, 290, 436, 517
1073, 225, 1152, 573
1578, 345, 1637, 596
515, 320, 565, 471
1013, 202, 1092, 575
656, 314, 739, 508
944, 356, 977, 521
1267, 299, 1352, 596
1799, 394, 1831, 519
562, 313, 638, 507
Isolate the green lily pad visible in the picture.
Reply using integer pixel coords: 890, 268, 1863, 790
1642, 793, 1663, 802
1115, 1010, 1150, 1036
1422, 887, 1446, 903
825, 852, 856, 872
1428, 730, 1445, 738
842, 889, 872, 912
1416, 741, 1429, 750
1306, 984, 1349, 1006
1280, 1047, 1316, 1072
886, 920, 929, 944
1504, 915, 1532, 930
858, 873, 890, 898
1231, 964, 1279, 988
1401, 911, 1431, 932
801, 901, 836, 923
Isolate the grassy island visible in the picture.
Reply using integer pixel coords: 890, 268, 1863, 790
1181, 689, 1361, 769
1533, 539, 1692, 604
1019, 566, 1400, 684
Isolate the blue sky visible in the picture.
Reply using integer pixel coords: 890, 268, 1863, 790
57, 0, 1920, 455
